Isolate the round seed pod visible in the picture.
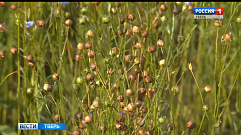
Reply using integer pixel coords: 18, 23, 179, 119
145, 130, 153, 135
10, 47, 18, 54
120, 102, 125, 107
115, 122, 124, 131
135, 100, 142, 108
173, 8, 179, 14
120, 17, 125, 24
93, 2, 100, 6
167, 123, 174, 130
187, 120, 196, 129
139, 87, 146, 94
128, 73, 136, 82
117, 95, 124, 102
102, 15, 110, 24
26, 55, 33, 62
28, 61, 35, 68
77, 43, 85, 50
128, 14, 135, 21
76, 113, 82, 119
214, 19, 222, 27
0, 51, 6, 57
125, 89, 133, 97
87, 30, 94, 37
203, 105, 209, 111
90, 63, 97, 71
85, 42, 92, 49
147, 89, 153, 98
65, 19, 73, 26
111, 7, 117, 14
127, 103, 135, 112
52, 73, 59, 80
123, 106, 128, 113
125, 54, 131, 62
92, 99, 100, 108
236, 18, 241, 23
148, 45, 156, 53
139, 129, 145, 135
112, 47, 119, 55
99, 125, 107, 133
37, 20, 45, 27
75, 54, 82, 61
76, 76, 84, 84
160, 4, 167, 11
87, 50, 95, 58
224, 32, 232, 41
141, 30, 148, 38
117, 116, 125, 122
204, 85, 211, 93
11, 4, 17, 10
0, 23, 6, 31
72, 130, 81, 135
157, 39, 164, 47
145, 75, 153, 83
132, 26, 139, 34
159, 59, 165, 66
135, 42, 143, 49
26, 88, 33, 94
54, 114, 59, 121
43, 83, 52, 92
114, 2, 121, 7
79, 123, 85, 129
0, 2, 5, 7
84, 116, 92, 124
86, 73, 94, 81
161, 16, 167, 22
113, 83, 120, 90
158, 117, 166, 124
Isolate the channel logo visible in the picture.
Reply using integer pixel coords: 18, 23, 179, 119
18, 123, 66, 130
194, 8, 223, 15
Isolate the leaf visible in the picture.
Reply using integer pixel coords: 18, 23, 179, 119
0, 125, 17, 135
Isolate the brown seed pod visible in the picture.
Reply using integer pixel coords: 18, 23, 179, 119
204, 85, 211, 93
136, 117, 145, 127
93, 2, 100, 6
214, 19, 223, 27
125, 89, 133, 97
10, 47, 18, 54
139, 129, 145, 135
145, 75, 153, 83
54, 114, 59, 121
115, 122, 125, 130
128, 73, 136, 82
99, 125, 107, 133
112, 47, 119, 54
77, 43, 85, 50
90, 63, 97, 71
135, 100, 142, 108
173, 8, 179, 14
153, 22, 159, 30
140, 106, 147, 114
28, 61, 35, 68
128, 14, 135, 21
139, 87, 146, 94
43, 83, 52, 92
85, 42, 92, 49
76, 113, 82, 119
120, 101, 125, 107
86, 73, 94, 81
125, 54, 132, 62
113, 83, 120, 90
135, 42, 143, 49
127, 102, 135, 112
89, 80, 95, 86
123, 106, 128, 113
117, 95, 124, 102
114, 2, 121, 7
224, 32, 232, 41
147, 90, 153, 98
120, 17, 125, 24
160, 4, 167, 11
72, 130, 81, 135
87, 50, 95, 58
143, 70, 149, 78
79, 123, 85, 129
167, 123, 174, 130
125, 29, 132, 37
75, 54, 82, 61
132, 26, 139, 34
0, 51, 6, 57
37, 20, 45, 27
92, 99, 100, 108
151, 88, 157, 93
0, 2, 5, 7
187, 120, 196, 129
145, 130, 153, 135
84, 115, 92, 124
65, 19, 73, 26
26, 55, 33, 62
52, 73, 59, 80
117, 116, 125, 122
11, 4, 17, 10
141, 30, 148, 38
148, 45, 156, 53
157, 39, 165, 47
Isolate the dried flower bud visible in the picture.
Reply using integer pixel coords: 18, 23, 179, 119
76, 113, 83, 119
11, 47, 18, 54
157, 39, 164, 47
148, 45, 156, 53
143, 70, 149, 78
145, 75, 153, 83
125, 89, 133, 97
87, 50, 95, 58
140, 106, 147, 114
125, 29, 132, 37
125, 54, 131, 62
139, 129, 145, 135
120, 102, 125, 107
0, 51, 6, 57
84, 115, 92, 124
79, 123, 85, 129
159, 59, 165, 66
204, 85, 211, 92
173, 8, 179, 14
90, 63, 97, 71
77, 43, 85, 50
132, 26, 139, 34
136, 117, 145, 126
188, 4, 194, 12
141, 30, 148, 38
145, 130, 153, 135
75, 54, 82, 61
52, 73, 59, 80
65, 19, 73, 26
92, 99, 100, 108
86, 73, 94, 81
117, 95, 124, 102
139, 87, 146, 94
187, 120, 196, 129
203, 104, 209, 111
119, 69, 124, 75
214, 19, 222, 27
85, 42, 92, 49
135, 100, 142, 108
128, 73, 136, 82
224, 32, 232, 42
87, 30, 94, 37
37, 20, 45, 27
43, 83, 52, 92
26, 55, 33, 62
127, 103, 135, 112
135, 42, 143, 49
107, 68, 113, 74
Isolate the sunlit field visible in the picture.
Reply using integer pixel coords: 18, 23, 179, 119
0, 2, 240, 135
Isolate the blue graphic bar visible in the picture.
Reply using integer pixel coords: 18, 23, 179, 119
194, 8, 216, 14
18, 123, 66, 130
